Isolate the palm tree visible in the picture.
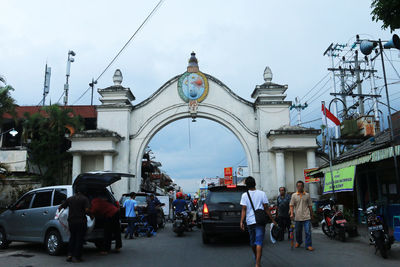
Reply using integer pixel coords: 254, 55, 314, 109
22, 104, 83, 185
0, 76, 17, 127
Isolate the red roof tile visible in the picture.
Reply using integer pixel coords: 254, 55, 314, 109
2, 105, 97, 119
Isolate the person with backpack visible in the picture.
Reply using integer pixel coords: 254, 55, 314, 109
240, 176, 277, 267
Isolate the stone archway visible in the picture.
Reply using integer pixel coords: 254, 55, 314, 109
129, 101, 260, 193
69, 52, 321, 199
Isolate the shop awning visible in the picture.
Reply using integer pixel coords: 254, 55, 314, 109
310, 144, 400, 175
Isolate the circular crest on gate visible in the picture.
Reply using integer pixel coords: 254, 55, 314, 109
177, 72, 209, 103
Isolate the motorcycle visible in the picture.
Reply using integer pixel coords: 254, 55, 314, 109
359, 205, 393, 259
269, 203, 277, 219
320, 201, 347, 242
173, 211, 188, 236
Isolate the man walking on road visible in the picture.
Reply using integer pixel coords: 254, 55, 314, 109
124, 192, 138, 239
59, 187, 90, 263
290, 180, 314, 251
276, 186, 291, 241
240, 176, 277, 267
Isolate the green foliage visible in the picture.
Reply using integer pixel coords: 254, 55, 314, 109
22, 105, 83, 185
0, 84, 17, 127
371, 0, 400, 32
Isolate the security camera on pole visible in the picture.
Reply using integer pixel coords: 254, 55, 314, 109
64, 50, 76, 106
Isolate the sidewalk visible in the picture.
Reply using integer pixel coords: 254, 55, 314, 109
312, 224, 400, 249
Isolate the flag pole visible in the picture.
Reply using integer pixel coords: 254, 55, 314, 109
322, 101, 336, 200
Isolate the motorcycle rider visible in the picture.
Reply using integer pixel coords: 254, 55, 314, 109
186, 194, 196, 224
172, 192, 189, 223
173, 192, 187, 213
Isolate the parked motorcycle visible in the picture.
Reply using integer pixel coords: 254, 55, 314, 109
173, 211, 188, 236
320, 200, 347, 242
359, 205, 393, 259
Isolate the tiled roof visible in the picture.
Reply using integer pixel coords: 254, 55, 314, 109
3, 105, 97, 119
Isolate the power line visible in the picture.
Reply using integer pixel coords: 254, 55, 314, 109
299, 73, 331, 102
72, 0, 164, 105
383, 50, 400, 80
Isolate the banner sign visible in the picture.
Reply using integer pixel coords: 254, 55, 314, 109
304, 168, 319, 183
323, 166, 356, 194
237, 166, 249, 178
224, 167, 233, 185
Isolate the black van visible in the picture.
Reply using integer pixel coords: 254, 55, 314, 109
201, 185, 247, 244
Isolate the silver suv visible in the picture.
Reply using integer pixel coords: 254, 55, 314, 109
0, 172, 134, 255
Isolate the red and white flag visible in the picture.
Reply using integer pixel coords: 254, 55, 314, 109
321, 104, 340, 128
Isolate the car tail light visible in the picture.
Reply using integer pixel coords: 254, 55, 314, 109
203, 203, 210, 219
226, 185, 237, 188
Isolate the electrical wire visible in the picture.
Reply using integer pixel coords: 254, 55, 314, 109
383, 50, 400, 80
71, 0, 164, 105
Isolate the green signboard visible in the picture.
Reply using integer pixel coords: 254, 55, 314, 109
323, 166, 356, 194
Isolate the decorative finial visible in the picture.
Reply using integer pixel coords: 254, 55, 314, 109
187, 51, 199, 73
263, 66, 273, 83
113, 69, 123, 85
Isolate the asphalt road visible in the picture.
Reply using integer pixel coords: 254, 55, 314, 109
1, 224, 399, 267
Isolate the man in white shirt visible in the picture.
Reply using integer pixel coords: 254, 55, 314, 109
240, 176, 277, 267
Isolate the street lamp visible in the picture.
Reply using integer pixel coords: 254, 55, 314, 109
64, 50, 76, 106
0, 128, 18, 137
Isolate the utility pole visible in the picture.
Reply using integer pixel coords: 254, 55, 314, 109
324, 43, 343, 157
370, 63, 381, 130
378, 39, 400, 195
64, 50, 76, 106
339, 66, 347, 117
290, 97, 308, 125
354, 50, 364, 115
42, 64, 51, 106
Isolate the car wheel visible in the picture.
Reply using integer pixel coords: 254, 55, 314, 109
45, 230, 63, 256
202, 233, 211, 244
0, 227, 11, 249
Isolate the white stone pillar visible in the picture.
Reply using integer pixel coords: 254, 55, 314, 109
275, 150, 285, 189
72, 153, 81, 183
307, 149, 318, 199
104, 153, 113, 171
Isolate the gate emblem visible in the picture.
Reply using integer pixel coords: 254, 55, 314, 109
177, 72, 209, 103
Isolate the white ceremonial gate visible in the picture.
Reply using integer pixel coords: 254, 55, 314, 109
69, 52, 320, 199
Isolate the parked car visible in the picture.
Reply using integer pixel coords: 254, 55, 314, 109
119, 192, 165, 230
201, 185, 248, 244
0, 171, 134, 255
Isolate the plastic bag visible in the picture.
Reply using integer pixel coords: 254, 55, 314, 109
55, 207, 95, 234
270, 223, 276, 244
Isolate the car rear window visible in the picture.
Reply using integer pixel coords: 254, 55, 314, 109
208, 191, 244, 204
135, 196, 147, 205
32, 191, 53, 208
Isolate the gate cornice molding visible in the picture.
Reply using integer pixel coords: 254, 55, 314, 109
130, 102, 257, 140
133, 73, 254, 110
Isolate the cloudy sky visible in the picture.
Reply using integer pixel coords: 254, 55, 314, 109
1, 1, 399, 192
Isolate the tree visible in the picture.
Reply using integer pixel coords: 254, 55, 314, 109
0, 76, 17, 127
22, 105, 83, 185
371, 0, 400, 32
